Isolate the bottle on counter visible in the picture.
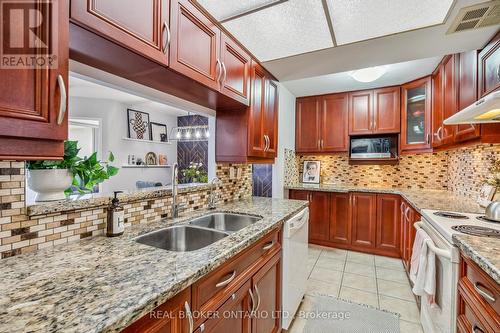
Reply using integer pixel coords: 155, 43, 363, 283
107, 191, 125, 237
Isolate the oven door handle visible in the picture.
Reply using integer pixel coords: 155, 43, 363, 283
414, 222, 452, 260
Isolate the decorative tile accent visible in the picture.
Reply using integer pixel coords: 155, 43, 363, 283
177, 115, 208, 184
0, 162, 251, 259
252, 164, 273, 197
283, 148, 299, 187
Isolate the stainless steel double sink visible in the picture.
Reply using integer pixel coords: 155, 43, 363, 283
134, 213, 261, 252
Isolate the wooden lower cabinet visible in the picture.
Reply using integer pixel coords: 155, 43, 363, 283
375, 194, 400, 254
350, 193, 377, 249
329, 193, 351, 245
308, 191, 331, 242
400, 200, 419, 273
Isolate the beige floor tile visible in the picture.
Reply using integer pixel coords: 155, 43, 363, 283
309, 266, 343, 284
344, 261, 376, 277
400, 319, 424, 333
376, 267, 409, 284
347, 251, 375, 264
339, 286, 379, 308
342, 272, 377, 292
307, 258, 316, 276
374, 255, 405, 271
379, 295, 420, 323
306, 278, 341, 297
308, 246, 322, 260
377, 279, 415, 301
319, 248, 347, 261
315, 256, 345, 272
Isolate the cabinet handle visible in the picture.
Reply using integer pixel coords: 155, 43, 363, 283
215, 270, 236, 288
434, 126, 442, 141
254, 285, 261, 312
162, 21, 171, 54
426, 133, 430, 145
320, 139, 324, 150
400, 202, 405, 214
264, 135, 270, 151
216, 59, 222, 83
248, 288, 256, 316
474, 282, 496, 302
472, 324, 485, 333
56, 74, 67, 125
221, 61, 227, 84
262, 241, 274, 250
405, 207, 411, 220
184, 301, 194, 333
497, 63, 500, 81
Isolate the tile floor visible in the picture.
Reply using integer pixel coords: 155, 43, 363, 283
288, 245, 423, 333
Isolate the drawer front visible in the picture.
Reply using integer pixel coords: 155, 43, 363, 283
464, 258, 500, 314
192, 229, 280, 315
458, 294, 495, 333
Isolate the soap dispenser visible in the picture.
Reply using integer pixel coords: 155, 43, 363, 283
107, 191, 125, 237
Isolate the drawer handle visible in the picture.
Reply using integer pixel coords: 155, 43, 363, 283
262, 241, 274, 250
472, 324, 485, 333
474, 282, 496, 303
215, 270, 236, 288
56, 75, 66, 125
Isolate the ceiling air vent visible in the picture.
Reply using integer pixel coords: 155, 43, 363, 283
447, 0, 500, 34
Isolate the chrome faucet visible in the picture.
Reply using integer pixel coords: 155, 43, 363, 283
171, 163, 183, 218
208, 177, 220, 210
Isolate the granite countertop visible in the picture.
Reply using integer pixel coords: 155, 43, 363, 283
285, 183, 485, 214
27, 183, 211, 216
452, 234, 500, 284
0, 197, 308, 333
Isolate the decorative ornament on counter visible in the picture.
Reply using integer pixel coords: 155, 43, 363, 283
158, 154, 168, 165
302, 160, 321, 184
145, 152, 158, 165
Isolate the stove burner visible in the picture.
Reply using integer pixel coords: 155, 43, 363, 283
433, 211, 469, 219
477, 216, 500, 224
451, 225, 500, 238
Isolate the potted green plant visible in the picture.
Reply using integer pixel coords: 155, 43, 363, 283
27, 141, 119, 201
181, 162, 208, 184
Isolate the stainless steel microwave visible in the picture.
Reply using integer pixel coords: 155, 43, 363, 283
350, 136, 398, 159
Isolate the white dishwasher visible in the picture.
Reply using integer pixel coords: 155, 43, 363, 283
282, 207, 309, 330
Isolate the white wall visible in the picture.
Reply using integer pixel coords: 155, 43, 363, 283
69, 97, 178, 193
272, 83, 296, 198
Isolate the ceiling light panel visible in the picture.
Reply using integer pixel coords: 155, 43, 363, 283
328, 0, 454, 45
222, 0, 333, 61
197, 0, 278, 21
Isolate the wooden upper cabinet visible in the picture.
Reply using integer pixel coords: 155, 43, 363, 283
329, 193, 351, 245
0, 0, 68, 159
321, 93, 349, 152
219, 33, 251, 105
247, 63, 267, 158
296, 97, 321, 153
441, 55, 458, 144
373, 87, 400, 134
375, 194, 400, 255
70, 0, 169, 65
170, 0, 220, 90
348, 90, 373, 135
432, 64, 445, 148
456, 50, 480, 142
478, 31, 500, 98
350, 193, 377, 249
401, 77, 432, 152
309, 191, 331, 242
264, 80, 279, 158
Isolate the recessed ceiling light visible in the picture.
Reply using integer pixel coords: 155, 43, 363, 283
349, 66, 387, 82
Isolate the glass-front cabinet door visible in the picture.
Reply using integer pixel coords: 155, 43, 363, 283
401, 76, 432, 152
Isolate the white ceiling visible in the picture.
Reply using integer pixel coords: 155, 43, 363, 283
283, 56, 442, 97
69, 76, 190, 117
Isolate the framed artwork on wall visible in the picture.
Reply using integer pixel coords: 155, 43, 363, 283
302, 160, 321, 184
127, 109, 150, 140
150, 122, 168, 142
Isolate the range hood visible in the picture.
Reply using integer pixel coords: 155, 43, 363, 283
444, 90, 500, 124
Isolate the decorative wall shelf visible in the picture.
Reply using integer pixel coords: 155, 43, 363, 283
121, 137, 171, 145
121, 165, 171, 169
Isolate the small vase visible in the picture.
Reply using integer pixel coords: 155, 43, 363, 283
28, 169, 73, 201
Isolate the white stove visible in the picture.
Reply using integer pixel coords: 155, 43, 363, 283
415, 209, 500, 333
420, 209, 500, 244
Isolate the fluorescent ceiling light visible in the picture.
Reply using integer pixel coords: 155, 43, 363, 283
222, 0, 333, 61
349, 66, 387, 82
197, 0, 279, 21
327, 0, 454, 45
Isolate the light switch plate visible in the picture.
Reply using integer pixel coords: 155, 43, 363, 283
237, 167, 242, 179
229, 167, 235, 180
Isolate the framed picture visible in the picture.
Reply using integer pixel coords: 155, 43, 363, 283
477, 184, 496, 207
302, 160, 321, 184
150, 122, 168, 142
127, 109, 150, 140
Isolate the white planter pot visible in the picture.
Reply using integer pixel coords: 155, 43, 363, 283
28, 169, 73, 201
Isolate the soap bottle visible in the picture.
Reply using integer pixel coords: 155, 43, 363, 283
107, 191, 125, 237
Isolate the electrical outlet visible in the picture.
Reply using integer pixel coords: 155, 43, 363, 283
237, 167, 242, 179
229, 167, 235, 180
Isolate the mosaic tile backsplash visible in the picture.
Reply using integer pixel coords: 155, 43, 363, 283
0, 162, 251, 259
289, 144, 500, 198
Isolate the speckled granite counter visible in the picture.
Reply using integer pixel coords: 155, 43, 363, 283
452, 234, 500, 284
286, 183, 485, 214
0, 197, 308, 333
27, 183, 210, 216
